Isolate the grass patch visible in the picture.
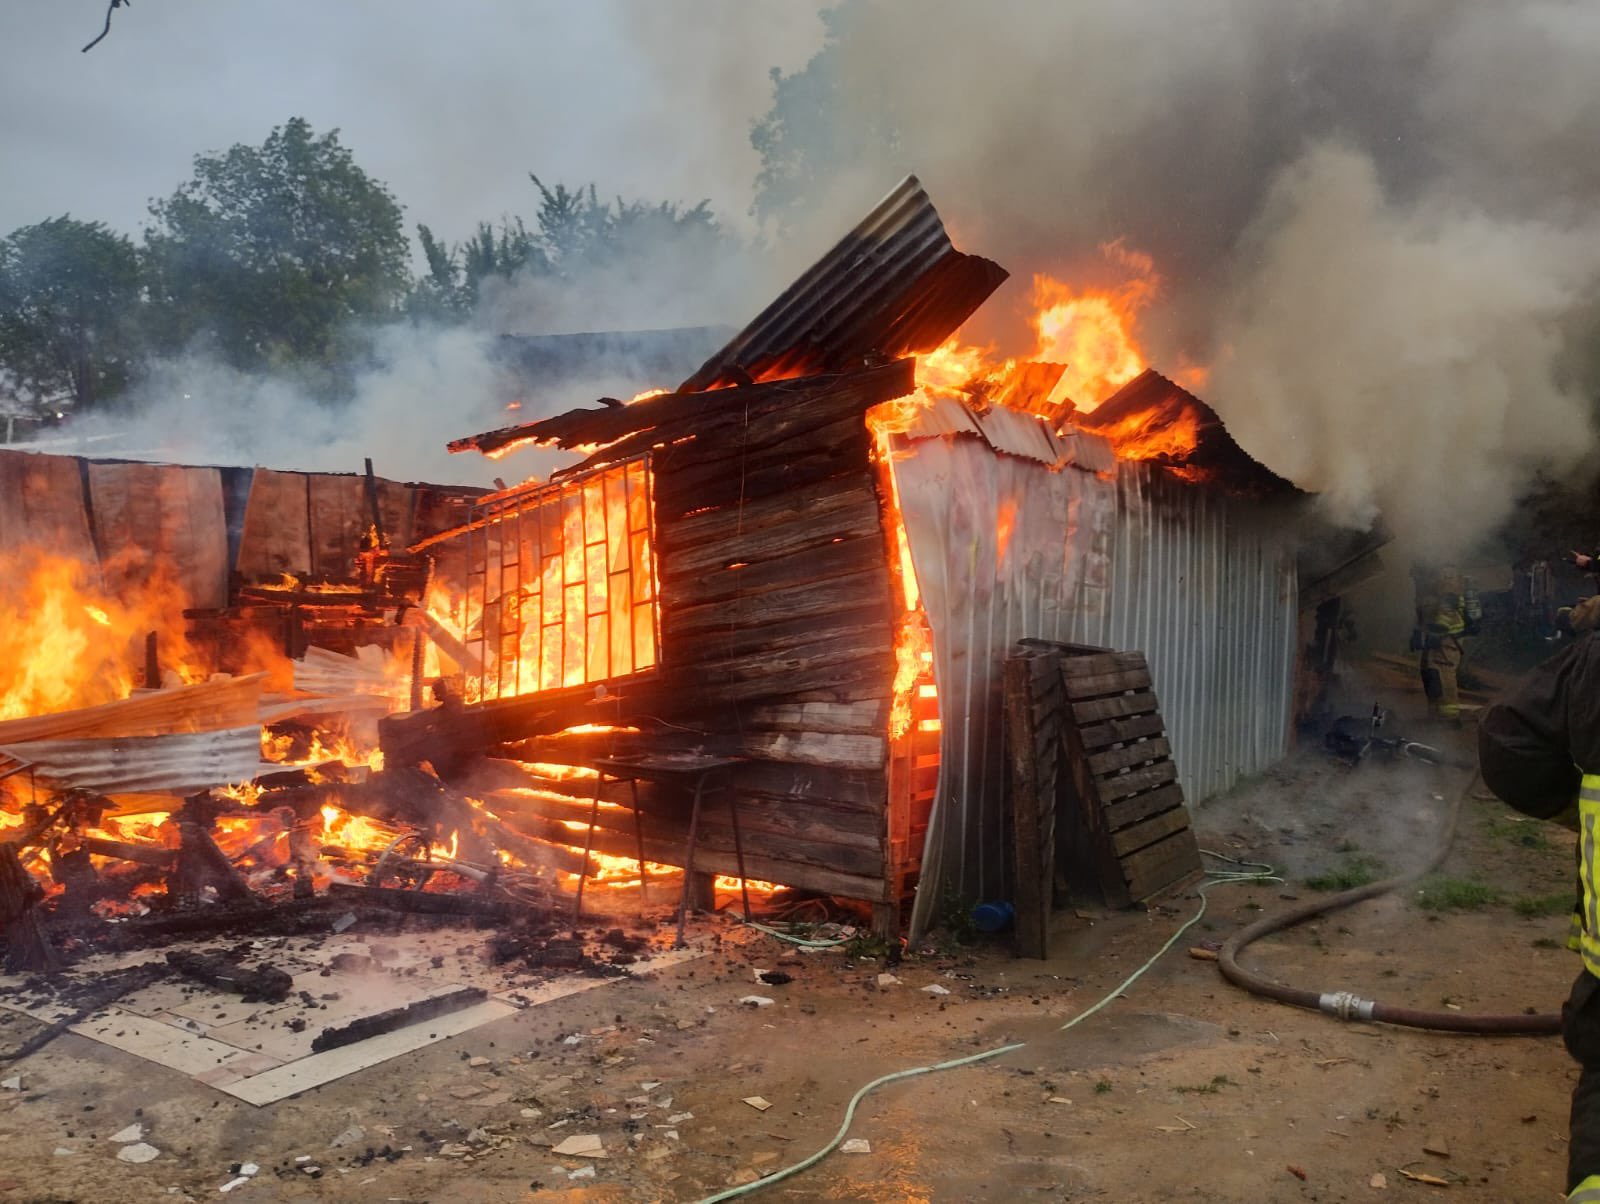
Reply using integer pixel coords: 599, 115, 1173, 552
1485, 816, 1552, 851
1533, 937, 1562, 949
1513, 891, 1574, 919
1094, 1079, 1113, 1095
1415, 876, 1503, 912
1305, 855, 1386, 892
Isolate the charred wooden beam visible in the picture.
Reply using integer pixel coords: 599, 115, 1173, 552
0, 844, 59, 974
115, 896, 332, 941
326, 883, 520, 920
171, 814, 260, 909
75, 835, 177, 869
310, 986, 488, 1053
445, 362, 909, 462
165, 950, 293, 1003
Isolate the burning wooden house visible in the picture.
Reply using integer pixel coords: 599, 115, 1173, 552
0, 176, 1369, 977
387, 176, 1334, 938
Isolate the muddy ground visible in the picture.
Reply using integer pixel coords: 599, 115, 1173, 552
0, 681, 1585, 1203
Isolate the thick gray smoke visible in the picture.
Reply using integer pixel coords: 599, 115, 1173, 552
759, 0, 1600, 555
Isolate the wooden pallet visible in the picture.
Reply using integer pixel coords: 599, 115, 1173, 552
1020, 640, 1202, 909
1004, 645, 1065, 958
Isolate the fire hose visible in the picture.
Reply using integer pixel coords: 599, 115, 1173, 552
1218, 768, 1561, 1035
700, 770, 1563, 1201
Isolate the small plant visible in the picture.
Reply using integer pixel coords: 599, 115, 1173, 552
1513, 892, 1573, 919
1533, 937, 1562, 949
1305, 855, 1385, 892
1094, 1079, 1113, 1095
932, 886, 979, 947
1416, 876, 1503, 912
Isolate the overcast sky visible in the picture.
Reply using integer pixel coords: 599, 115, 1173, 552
0, 2, 826, 243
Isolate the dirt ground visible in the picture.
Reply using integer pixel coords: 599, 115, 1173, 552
0, 676, 1586, 1203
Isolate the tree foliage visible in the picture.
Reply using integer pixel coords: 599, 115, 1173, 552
410, 177, 725, 323
142, 117, 409, 372
0, 216, 141, 413
749, 1, 896, 230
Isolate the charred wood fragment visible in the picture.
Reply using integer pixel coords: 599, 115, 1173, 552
0, 844, 60, 974
165, 950, 293, 1003
309, 985, 488, 1053
325, 882, 520, 920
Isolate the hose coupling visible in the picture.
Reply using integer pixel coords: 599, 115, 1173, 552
1318, 991, 1376, 1022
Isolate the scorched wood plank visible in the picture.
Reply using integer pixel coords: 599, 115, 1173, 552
660, 534, 886, 609
0, 449, 97, 563
1097, 759, 1179, 802
1087, 736, 1171, 775
237, 469, 312, 579
307, 474, 368, 580
1076, 712, 1167, 750
1109, 807, 1193, 858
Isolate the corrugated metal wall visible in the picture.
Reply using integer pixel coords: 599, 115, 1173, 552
896, 438, 1297, 937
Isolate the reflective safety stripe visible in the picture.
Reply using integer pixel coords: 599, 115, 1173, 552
1568, 1174, 1600, 1203
1580, 775, 1600, 979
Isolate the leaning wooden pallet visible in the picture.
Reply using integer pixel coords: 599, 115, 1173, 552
1018, 639, 1202, 910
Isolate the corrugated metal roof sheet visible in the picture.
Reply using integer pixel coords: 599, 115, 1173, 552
969, 405, 1062, 466
903, 395, 982, 440
1057, 428, 1118, 474
0, 727, 269, 795
895, 443, 1298, 939
679, 176, 1009, 393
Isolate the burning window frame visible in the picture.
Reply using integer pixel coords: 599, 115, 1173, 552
459, 453, 660, 702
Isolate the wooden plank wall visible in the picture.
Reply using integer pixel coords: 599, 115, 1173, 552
235, 468, 312, 579
3, 449, 481, 611
439, 361, 916, 908
1004, 644, 1064, 958
87, 462, 230, 609
0, 449, 97, 564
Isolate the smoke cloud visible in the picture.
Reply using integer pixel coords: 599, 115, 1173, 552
756, 0, 1600, 555
44, 326, 547, 487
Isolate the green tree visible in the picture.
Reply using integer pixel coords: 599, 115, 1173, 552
0, 216, 142, 413
409, 217, 547, 322
410, 180, 727, 324
749, 1, 896, 230
143, 117, 409, 374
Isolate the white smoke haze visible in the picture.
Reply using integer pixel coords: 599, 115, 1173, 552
1210, 146, 1600, 548
752, 0, 1600, 556
48, 326, 558, 487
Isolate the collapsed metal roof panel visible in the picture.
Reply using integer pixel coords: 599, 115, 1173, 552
902, 394, 982, 440
1078, 369, 1301, 497
0, 727, 269, 796
678, 175, 1009, 393
969, 404, 1063, 466
1057, 428, 1118, 474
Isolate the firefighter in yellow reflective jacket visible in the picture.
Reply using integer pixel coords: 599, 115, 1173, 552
1413, 566, 1481, 720
1481, 635, 1600, 1198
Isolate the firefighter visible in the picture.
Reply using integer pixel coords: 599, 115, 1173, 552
1412, 566, 1482, 722
1480, 636, 1600, 1200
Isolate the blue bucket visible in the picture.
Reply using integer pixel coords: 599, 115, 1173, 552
971, 900, 1015, 933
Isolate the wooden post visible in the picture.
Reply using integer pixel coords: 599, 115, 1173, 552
1, 844, 61, 973
144, 630, 160, 690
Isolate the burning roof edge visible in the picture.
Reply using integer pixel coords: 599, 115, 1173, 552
1077, 369, 1304, 499
680, 175, 1008, 394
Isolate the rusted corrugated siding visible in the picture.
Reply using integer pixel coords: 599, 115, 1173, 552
895, 435, 1297, 938
0, 727, 268, 795
679, 175, 1008, 393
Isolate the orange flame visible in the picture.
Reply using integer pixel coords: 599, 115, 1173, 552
0, 548, 197, 721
